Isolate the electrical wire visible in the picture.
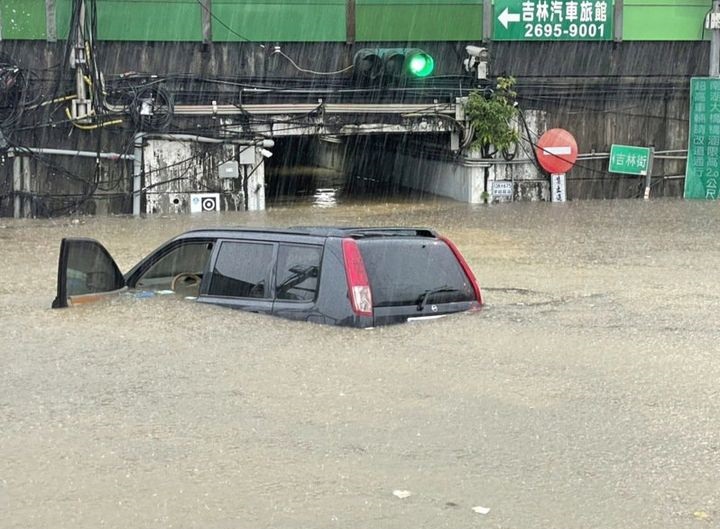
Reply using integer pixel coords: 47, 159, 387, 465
193, 0, 262, 47
126, 84, 174, 130
271, 49, 354, 76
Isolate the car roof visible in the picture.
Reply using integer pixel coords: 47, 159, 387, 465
177, 226, 438, 239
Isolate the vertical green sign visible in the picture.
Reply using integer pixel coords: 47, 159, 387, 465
493, 0, 613, 41
685, 78, 720, 200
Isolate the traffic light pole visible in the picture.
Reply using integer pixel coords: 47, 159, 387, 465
711, 1, 720, 77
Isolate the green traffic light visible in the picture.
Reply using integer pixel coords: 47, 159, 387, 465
407, 52, 434, 78
353, 48, 435, 81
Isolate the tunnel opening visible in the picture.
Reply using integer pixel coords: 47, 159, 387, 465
265, 133, 454, 206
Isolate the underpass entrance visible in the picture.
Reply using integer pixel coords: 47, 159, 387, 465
265, 133, 455, 206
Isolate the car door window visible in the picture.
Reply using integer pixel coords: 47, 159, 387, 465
208, 241, 274, 299
65, 240, 124, 296
135, 241, 214, 291
52, 238, 127, 309
275, 245, 322, 301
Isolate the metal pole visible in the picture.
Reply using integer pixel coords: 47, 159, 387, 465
346, 0, 356, 44
711, 1, 720, 77
200, 0, 212, 44
13, 156, 21, 218
9, 147, 133, 160
45, 0, 57, 42
643, 147, 655, 200
613, 0, 623, 43
133, 133, 145, 216
483, 0, 492, 43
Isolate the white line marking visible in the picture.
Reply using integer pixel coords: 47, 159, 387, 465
543, 146, 572, 156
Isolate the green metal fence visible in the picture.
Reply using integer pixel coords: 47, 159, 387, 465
0, 1, 712, 42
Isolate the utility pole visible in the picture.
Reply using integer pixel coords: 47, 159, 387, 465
710, 1, 720, 77
70, 0, 90, 121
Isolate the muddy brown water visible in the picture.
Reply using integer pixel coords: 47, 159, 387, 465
1, 198, 719, 529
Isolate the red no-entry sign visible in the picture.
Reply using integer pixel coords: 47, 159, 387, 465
535, 128, 578, 174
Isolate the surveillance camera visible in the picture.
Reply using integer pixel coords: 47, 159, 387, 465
260, 148, 273, 158
464, 45, 489, 80
465, 45, 489, 60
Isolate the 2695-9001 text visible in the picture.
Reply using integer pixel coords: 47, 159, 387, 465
525, 22, 605, 38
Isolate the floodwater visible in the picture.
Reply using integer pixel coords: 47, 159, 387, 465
1, 198, 719, 529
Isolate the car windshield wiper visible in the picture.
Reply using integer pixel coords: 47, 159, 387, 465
277, 265, 318, 294
416, 286, 463, 311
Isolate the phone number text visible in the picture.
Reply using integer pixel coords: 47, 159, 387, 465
524, 23, 607, 39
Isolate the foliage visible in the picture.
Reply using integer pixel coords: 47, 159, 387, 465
465, 77, 519, 157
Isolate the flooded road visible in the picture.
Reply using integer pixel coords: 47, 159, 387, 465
1, 199, 719, 529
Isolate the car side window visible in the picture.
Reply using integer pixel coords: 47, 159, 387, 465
275, 245, 322, 301
208, 241, 274, 299
135, 241, 214, 291
65, 240, 124, 296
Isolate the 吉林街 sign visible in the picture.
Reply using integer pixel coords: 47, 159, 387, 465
609, 145, 652, 176
494, 0, 613, 41
685, 78, 720, 200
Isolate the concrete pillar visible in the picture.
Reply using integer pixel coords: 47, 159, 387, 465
133, 133, 145, 215
312, 138, 346, 189
22, 156, 31, 218
246, 149, 265, 211
390, 150, 489, 203
13, 156, 22, 218
13, 156, 32, 218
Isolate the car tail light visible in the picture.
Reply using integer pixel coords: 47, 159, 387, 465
439, 235, 484, 305
342, 238, 373, 317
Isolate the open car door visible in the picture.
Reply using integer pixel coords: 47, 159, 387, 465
52, 238, 127, 308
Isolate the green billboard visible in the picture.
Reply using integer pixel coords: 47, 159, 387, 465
493, 0, 613, 41
685, 78, 720, 200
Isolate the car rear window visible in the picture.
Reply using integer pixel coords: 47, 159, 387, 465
357, 238, 475, 307
275, 244, 322, 301
208, 241, 274, 298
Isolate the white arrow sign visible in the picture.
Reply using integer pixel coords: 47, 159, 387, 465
498, 7, 521, 29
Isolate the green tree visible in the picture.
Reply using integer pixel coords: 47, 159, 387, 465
465, 77, 519, 158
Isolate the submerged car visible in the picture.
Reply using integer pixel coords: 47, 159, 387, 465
52, 227, 483, 327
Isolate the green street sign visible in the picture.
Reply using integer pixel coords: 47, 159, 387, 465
685, 78, 720, 200
609, 145, 653, 176
493, 0, 613, 41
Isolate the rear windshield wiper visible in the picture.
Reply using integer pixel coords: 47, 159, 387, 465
277, 265, 318, 295
416, 287, 463, 311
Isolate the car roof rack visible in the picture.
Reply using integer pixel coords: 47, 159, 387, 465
180, 226, 437, 238
289, 226, 438, 238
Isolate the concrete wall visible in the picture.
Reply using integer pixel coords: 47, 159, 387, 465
391, 151, 487, 203
140, 138, 272, 214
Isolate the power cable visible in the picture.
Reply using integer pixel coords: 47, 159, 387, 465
193, 0, 263, 47
271, 49, 354, 76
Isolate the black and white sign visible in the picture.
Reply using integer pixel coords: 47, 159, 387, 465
190, 193, 221, 213
492, 181, 514, 198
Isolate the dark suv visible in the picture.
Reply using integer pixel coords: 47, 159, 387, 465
52, 227, 483, 327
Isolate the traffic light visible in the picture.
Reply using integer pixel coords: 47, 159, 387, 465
353, 48, 434, 82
